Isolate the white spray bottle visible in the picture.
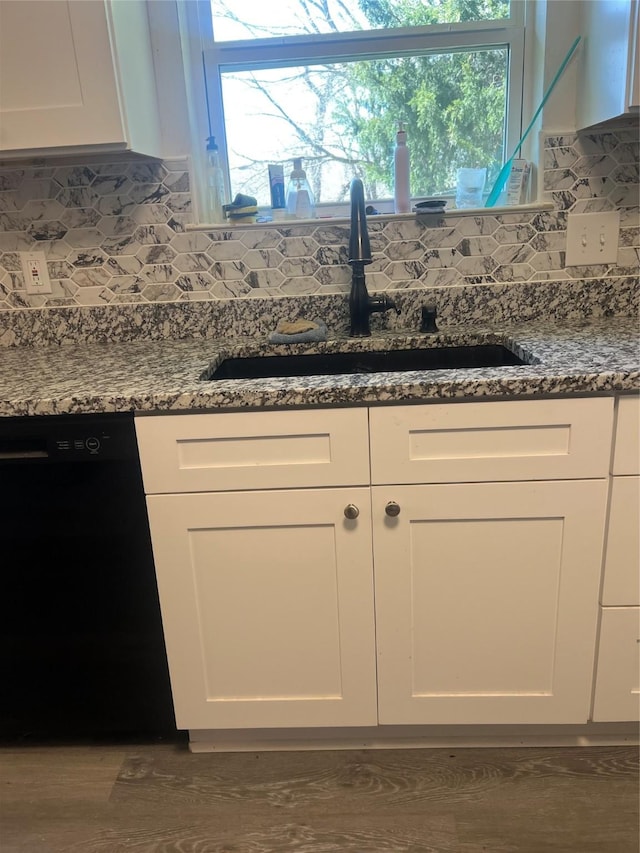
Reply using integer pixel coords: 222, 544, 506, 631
394, 125, 410, 214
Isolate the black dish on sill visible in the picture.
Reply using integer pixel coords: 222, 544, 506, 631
207, 344, 528, 380
413, 198, 448, 212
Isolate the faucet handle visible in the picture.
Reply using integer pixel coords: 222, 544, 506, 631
420, 304, 438, 333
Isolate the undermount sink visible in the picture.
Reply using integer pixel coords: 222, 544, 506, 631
206, 344, 529, 381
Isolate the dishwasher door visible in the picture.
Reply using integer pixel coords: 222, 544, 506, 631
0, 413, 176, 741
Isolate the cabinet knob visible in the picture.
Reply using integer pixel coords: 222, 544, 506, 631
344, 504, 360, 519
385, 501, 401, 517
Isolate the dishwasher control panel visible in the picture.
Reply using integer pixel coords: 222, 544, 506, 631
0, 413, 139, 463
54, 433, 106, 456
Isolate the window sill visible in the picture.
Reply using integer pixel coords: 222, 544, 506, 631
188, 202, 554, 231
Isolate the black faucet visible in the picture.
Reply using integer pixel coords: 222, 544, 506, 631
348, 178, 398, 337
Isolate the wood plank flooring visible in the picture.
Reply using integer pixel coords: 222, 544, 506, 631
0, 738, 637, 852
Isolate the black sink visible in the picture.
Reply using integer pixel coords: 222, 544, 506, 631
207, 344, 528, 380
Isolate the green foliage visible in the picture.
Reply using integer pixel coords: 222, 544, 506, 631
333, 47, 507, 197
329, 0, 511, 197
217, 0, 513, 201
358, 0, 509, 26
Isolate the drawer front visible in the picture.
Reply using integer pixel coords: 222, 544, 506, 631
592, 607, 640, 722
612, 395, 640, 475
602, 475, 640, 606
136, 408, 370, 494
370, 398, 614, 485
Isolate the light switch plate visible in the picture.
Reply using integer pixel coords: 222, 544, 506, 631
565, 211, 620, 267
20, 251, 53, 294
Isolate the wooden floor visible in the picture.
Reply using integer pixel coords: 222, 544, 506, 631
0, 737, 638, 852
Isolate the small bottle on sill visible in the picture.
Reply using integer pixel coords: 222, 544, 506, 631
204, 136, 226, 224
394, 125, 411, 214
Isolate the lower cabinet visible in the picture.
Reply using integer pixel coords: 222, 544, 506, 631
592, 395, 640, 722
146, 477, 608, 731
136, 397, 617, 735
592, 608, 640, 722
373, 480, 608, 725
145, 487, 378, 730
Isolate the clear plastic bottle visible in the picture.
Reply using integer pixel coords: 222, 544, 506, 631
394, 126, 410, 214
205, 136, 226, 223
285, 158, 315, 219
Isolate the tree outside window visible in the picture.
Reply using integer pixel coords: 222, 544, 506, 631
205, 1, 522, 208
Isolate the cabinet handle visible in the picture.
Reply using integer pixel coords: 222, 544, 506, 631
344, 504, 360, 519
385, 501, 401, 517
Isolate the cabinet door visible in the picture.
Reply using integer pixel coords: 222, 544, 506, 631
577, 0, 639, 128
373, 480, 608, 725
602, 476, 640, 606
592, 607, 640, 722
0, 0, 124, 153
146, 488, 377, 730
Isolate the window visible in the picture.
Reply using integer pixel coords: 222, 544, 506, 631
202, 1, 525, 211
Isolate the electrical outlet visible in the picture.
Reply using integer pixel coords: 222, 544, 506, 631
565, 211, 620, 267
20, 251, 52, 295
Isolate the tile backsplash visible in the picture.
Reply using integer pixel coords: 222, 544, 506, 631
0, 125, 638, 313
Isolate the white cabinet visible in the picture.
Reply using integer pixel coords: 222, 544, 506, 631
601, 476, 640, 605
368, 397, 612, 485
0, 0, 162, 158
137, 408, 377, 731
372, 480, 608, 725
135, 408, 370, 494
592, 609, 639, 722
145, 487, 378, 730
577, 0, 639, 129
593, 395, 640, 722
136, 397, 614, 735
370, 399, 612, 726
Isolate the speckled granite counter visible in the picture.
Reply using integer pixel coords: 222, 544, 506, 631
1, 317, 638, 417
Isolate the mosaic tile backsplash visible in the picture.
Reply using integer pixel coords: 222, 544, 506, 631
0, 126, 637, 315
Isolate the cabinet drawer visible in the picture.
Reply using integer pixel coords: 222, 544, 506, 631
592, 607, 640, 722
370, 398, 614, 485
135, 408, 370, 494
602, 475, 640, 606
612, 395, 640, 475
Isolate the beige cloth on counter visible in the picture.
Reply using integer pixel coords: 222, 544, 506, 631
275, 319, 319, 335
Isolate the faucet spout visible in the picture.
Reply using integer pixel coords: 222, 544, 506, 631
348, 179, 398, 336
348, 178, 372, 265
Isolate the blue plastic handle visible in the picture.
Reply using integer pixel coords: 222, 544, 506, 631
485, 35, 582, 207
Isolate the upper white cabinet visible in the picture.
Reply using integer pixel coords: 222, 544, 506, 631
0, 0, 162, 158
576, 0, 639, 129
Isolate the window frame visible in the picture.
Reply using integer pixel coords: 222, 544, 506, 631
201, 2, 526, 215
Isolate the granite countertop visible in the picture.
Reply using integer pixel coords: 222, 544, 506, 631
0, 317, 638, 418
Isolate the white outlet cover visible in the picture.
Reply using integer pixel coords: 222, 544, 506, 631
565, 211, 620, 267
20, 250, 53, 294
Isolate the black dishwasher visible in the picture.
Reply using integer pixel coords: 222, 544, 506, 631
0, 412, 176, 741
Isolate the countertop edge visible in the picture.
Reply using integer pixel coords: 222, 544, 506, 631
1, 318, 638, 418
